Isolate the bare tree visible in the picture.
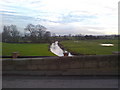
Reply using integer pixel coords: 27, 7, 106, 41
24, 24, 37, 42
2, 26, 11, 42
44, 31, 51, 43
36, 24, 46, 39
24, 24, 48, 43
10, 25, 20, 42
2, 25, 20, 42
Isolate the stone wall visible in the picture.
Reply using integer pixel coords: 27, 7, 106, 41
2, 55, 118, 75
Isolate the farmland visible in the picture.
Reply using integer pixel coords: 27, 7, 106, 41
2, 43, 55, 56
60, 39, 119, 55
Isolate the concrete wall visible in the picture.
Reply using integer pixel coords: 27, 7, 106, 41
2, 55, 118, 75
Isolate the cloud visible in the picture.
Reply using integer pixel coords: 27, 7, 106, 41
48, 24, 104, 35
0, 0, 118, 35
58, 11, 98, 24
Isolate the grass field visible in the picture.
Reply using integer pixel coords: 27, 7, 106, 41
2, 43, 55, 56
60, 39, 119, 55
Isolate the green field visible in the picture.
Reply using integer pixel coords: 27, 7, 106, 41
2, 43, 55, 56
60, 39, 119, 55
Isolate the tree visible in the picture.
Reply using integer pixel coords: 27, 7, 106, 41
44, 31, 51, 43
24, 24, 48, 43
24, 24, 37, 42
36, 24, 46, 42
10, 25, 20, 42
0, 33, 2, 42
36, 24, 46, 36
2, 25, 11, 42
2, 25, 20, 43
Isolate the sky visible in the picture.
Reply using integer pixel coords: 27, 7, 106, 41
0, 0, 119, 35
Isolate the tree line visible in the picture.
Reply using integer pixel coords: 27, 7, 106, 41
2, 24, 51, 43
51, 34, 119, 42
1, 24, 119, 43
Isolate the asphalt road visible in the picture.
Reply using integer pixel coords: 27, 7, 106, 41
2, 75, 119, 88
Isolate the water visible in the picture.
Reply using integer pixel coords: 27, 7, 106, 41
100, 44, 114, 46
50, 41, 72, 56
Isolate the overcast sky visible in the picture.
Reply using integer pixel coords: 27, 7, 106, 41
0, 0, 119, 35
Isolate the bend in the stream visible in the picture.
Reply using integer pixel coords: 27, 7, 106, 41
50, 41, 72, 56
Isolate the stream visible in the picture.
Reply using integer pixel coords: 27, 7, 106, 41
50, 41, 72, 56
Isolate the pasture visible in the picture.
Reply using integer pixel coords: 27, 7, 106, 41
60, 39, 119, 55
2, 43, 55, 56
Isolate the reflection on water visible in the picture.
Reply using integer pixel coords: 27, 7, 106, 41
50, 41, 72, 56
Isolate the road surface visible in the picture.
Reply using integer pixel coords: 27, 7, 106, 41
2, 75, 119, 88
